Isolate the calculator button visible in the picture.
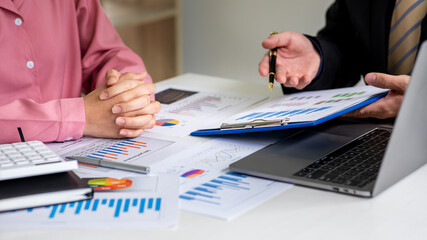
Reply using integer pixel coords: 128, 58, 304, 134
0, 145, 13, 150
0, 162, 14, 167
12, 142, 27, 147
16, 161, 30, 165
8, 152, 23, 157
13, 156, 27, 162
32, 159, 46, 164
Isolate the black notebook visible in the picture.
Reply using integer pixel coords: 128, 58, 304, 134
0, 171, 93, 212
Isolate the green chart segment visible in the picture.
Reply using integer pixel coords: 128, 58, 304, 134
332, 91, 366, 98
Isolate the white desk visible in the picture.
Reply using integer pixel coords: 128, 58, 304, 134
2, 73, 427, 240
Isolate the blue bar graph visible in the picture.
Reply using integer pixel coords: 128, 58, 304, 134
264, 111, 288, 118
155, 198, 162, 211
24, 197, 163, 219
114, 199, 122, 217
218, 175, 249, 184
202, 183, 222, 189
186, 191, 220, 199
179, 195, 220, 205
236, 112, 262, 120
60, 204, 67, 213
84, 200, 91, 210
92, 199, 99, 211
194, 187, 216, 193
180, 171, 253, 206
124, 199, 130, 212
75, 201, 83, 214
139, 198, 146, 213
250, 112, 275, 119
235, 106, 333, 121
109, 199, 115, 207
107, 149, 125, 154
49, 205, 58, 218
81, 139, 149, 161
148, 198, 153, 209
211, 179, 249, 190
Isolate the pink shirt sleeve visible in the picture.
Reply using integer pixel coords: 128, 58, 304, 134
0, 0, 151, 144
0, 98, 85, 144
76, 0, 152, 93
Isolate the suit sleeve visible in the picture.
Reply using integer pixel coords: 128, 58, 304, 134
282, 0, 364, 94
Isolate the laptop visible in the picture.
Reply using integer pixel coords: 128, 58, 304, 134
230, 42, 427, 197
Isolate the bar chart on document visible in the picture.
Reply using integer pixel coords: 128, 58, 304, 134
16, 193, 162, 220
59, 137, 174, 175
179, 169, 289, 220
223, 86, 388, 125
149, 86, 266, 136
180, 171, 270, 206
152, 139, 266, 185
150, 139, 291, 220
0, 175, 179, 229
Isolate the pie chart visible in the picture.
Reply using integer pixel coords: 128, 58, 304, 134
87, 178, 133, 191
155, 119, 180, 127
181, 169, 205, 178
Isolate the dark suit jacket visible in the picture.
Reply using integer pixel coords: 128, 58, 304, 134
283, 0, 427, 94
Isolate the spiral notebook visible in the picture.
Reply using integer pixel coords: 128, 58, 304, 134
191, 85, 388, 136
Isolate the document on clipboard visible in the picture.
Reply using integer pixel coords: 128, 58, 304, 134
191, 86, 389, 136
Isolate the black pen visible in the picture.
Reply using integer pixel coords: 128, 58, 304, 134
66, 156, 150, 174
268, 31, 278, 90
17, 127, 26, 142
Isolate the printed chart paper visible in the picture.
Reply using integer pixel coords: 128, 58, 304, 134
220, 86, 388, 125
0, 175, 179, 229
47, 133, 196, 178
150, 138, 292, 220
148, 85, 266, 136
179, 170, 291, 221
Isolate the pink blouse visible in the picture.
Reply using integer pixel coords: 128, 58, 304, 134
0, 0, 151, 143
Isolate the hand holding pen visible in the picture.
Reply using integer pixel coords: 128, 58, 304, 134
258, 31, 321, 90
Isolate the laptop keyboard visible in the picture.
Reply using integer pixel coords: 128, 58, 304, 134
294, 128, 392, 188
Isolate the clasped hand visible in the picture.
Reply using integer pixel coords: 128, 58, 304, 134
83, 69, 160, 138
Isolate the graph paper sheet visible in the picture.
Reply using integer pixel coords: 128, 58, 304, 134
0, 174, 179, 229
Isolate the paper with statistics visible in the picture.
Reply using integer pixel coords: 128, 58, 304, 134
150, 138, 292, 220
0, 174, 179, 229
47, 132, 198, 179
147, 85, 266, 136
211, 85, 388, 127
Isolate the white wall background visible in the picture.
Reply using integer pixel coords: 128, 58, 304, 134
181, 0, 334, 83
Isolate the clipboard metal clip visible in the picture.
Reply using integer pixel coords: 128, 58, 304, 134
220, 118, 290, 130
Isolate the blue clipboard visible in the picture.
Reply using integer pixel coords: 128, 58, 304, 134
190, 92, 388, 136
